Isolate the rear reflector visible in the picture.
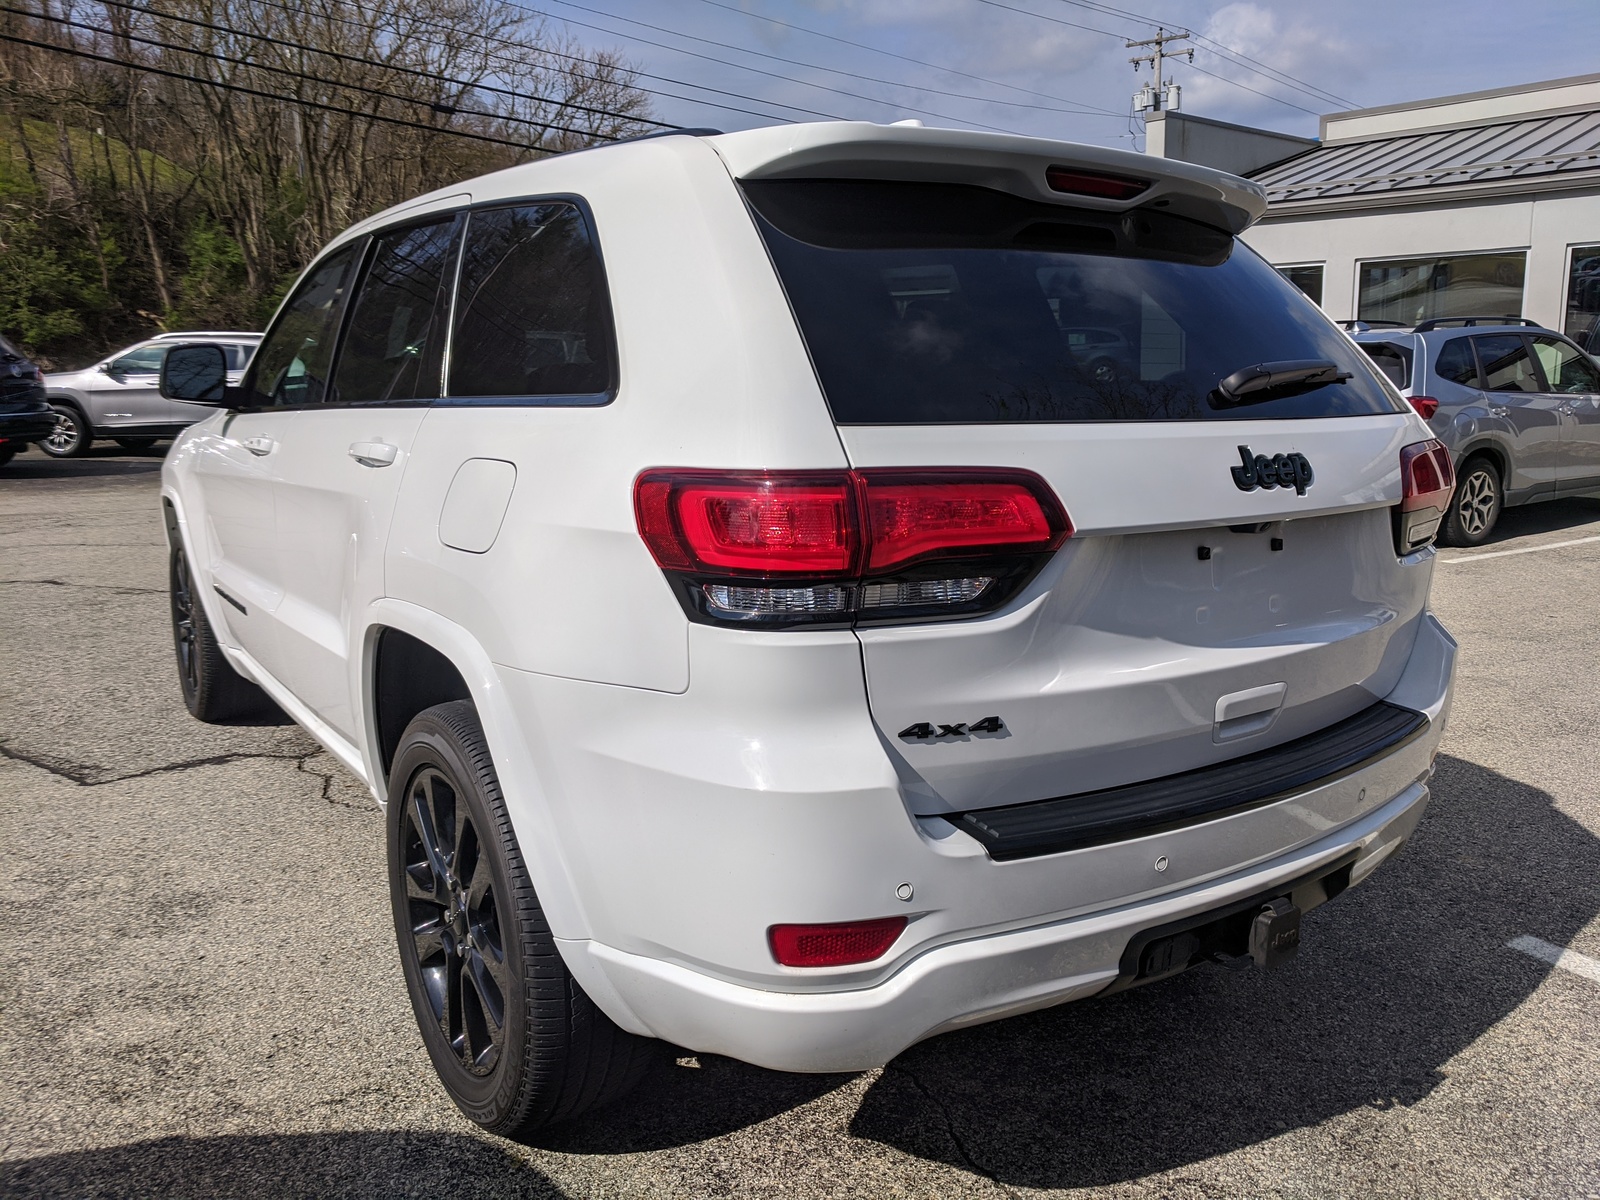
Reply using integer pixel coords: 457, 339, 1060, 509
635, 468, 1070, 627
1408, 396, 1440, 420
1045, 165, 1151, 201
1395, 439, 1455, 554
769, 916, 908, 967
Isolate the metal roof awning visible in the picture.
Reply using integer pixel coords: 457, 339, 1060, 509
1252, 109, 1600, 210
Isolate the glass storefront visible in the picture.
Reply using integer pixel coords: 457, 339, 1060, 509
1275, 264, 1324, 307
1357, 252, 1525, 326
1565, 244, 1600, 352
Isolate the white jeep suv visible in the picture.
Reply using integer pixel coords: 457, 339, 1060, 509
157, 123, 1458, 1138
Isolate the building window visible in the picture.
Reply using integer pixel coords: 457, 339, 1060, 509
1275, 264, 1323, 306
1357, 252, 1525, 327
1566, 244, 1600, 353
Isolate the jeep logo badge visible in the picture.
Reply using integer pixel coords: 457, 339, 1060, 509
1231, 446, 1314, 496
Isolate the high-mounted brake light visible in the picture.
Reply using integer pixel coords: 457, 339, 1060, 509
1408, 396, 1439, 420
1045, 165, 1151, 201
769, 916, 907, 967
1395, 439, 1455, 554
634, 468, 1071, 627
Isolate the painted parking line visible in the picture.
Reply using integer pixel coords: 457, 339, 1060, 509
1440, 534, 1600, 563
1507, 935, 1600, 985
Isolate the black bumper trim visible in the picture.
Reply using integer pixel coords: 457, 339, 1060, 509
954, 701, 1428, 861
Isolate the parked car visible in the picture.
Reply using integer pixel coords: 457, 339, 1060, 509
42, 332, 260, 457
1059, 325, 1137, 382
157, 123, 1457, 1137
1353, 318, 1600, 545
0, 333, 54, 468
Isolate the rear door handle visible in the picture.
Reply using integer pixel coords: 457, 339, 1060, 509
241, 435, 276, 456
349, 441, 399, 468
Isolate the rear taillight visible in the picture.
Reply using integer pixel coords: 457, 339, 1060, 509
1408, 396, 1439, 420
1045, 166, 1150, 201
1394, 439, 1455, 554
634, 468, 1071, 627
769, 916, 907, 967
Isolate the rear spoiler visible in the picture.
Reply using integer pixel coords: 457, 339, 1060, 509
706, 122, 1268, 235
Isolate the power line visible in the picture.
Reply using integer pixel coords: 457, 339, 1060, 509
538, 0, 1122, 118
1184, 59, 1322, 118
692, 0, 1127, 117
967, 0, 1132, 41
11, 6, 623, 143
518, 0, 1024, 134
95, 0, 673, 130
1043, 0, 1356, 108
240, 0, 814, 124
0, 29, 544, 150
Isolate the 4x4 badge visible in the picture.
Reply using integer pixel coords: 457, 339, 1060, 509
1231, 445, 1314, 496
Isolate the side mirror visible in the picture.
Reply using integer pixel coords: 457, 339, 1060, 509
97, 362, 114, 375
160, 343, 232, 405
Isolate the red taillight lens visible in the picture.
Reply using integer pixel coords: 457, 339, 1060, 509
1395, 439, 1455, 554
769, 916, 907, 967
635, 468, 1071, 626
1045, 165, 1150, 201
1408, 395, 1439, 420
635, 471, 858, 576
862, 475, 1059, 572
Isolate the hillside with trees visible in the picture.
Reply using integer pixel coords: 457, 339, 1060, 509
0, 0, 657, 366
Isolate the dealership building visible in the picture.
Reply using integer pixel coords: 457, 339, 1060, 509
1144, 73, 1600, 346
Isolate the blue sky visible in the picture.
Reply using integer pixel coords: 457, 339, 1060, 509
530, 0, 1598, 148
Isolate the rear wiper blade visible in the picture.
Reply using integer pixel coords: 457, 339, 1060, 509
1211, 359, 1350, 408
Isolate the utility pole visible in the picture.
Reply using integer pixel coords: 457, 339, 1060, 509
1129, 26, 1193, 114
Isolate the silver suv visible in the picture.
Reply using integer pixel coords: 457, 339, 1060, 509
42, 332, 259, 457
1353, 318, 1600, 545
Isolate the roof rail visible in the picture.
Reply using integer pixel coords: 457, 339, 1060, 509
152, 330, 263, 340
1411, 316, 1545, 332
1336, 319, 1410, 331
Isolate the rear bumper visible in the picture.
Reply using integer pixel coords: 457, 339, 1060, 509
0, 409, 55, 443
569, 779, 1431, 1072
521, 612, 1455, 1072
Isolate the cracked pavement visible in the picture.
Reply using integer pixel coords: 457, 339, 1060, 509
2, 447, 1599, 1199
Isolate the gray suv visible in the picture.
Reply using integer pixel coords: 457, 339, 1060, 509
42, 332, 259, 457
1353, 319, 1600, 545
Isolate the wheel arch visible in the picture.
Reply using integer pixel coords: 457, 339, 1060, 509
45, 391, 93, 432
1453, 439, 1508, 485
360, 600, 597, 945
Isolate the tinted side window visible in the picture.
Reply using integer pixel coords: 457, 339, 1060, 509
1435, 338, 1479, 387
248, 246, 360, 407
448, 203, 614, 401
1472, 335, 1540, 393
1360, 341, 1411, 389
110, 345, 166, 374
1528, 334, 1600, 394
333, 219, 458, 404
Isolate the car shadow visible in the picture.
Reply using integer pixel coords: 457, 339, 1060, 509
1477, 495, 1600, 546
527, 1050, 854, 1154
0, 1130, 568, 1199
1, 445, 164, 481
841, 753, 1598, 1188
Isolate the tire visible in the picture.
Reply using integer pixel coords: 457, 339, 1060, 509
115, 436, 159, 452
1439, 455, 1502, 547
41, 404, 91, 458
388, 700, 656, 1138
168, 544, 273, 721
0, 445, 14, 469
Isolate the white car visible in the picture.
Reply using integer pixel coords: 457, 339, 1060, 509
157, 123, 1458, 1137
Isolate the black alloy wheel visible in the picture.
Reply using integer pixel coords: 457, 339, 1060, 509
41, 404, 91, 457
1439, 456, 1502, 548
388, 701, 656, 1138
400, 765, 513, 1078
168, 545, 273, 722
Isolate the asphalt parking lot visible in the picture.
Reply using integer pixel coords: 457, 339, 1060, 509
3, 444, 1599, 1200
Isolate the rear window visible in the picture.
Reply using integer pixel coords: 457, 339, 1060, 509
745, 179, 1401, 424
